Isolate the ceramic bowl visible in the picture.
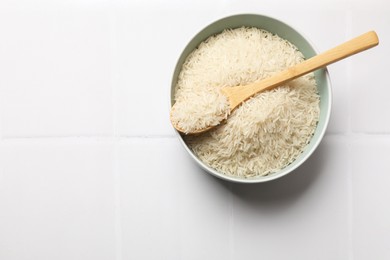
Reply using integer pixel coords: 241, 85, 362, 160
170, 14, 332, 183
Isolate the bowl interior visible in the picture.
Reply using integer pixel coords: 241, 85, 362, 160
171, 14, 331, 183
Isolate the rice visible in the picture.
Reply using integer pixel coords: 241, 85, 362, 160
172, 27, 320, 178
170, 86, 230, 133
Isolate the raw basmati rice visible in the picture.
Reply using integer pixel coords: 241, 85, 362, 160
173, 27, 320, 177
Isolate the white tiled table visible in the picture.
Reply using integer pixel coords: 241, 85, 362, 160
0, 1, 389, 259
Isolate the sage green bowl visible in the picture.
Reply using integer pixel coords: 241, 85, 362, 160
170, 14, 332, 183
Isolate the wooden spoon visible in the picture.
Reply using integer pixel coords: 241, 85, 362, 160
171, 31, 379, 134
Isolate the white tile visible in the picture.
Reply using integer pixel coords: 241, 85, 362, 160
0, 5, 113, 137
348, 0, 390, 10
222, 0, 349, 14
349, 10, 390, 133
0, 0, 111, 13
351, 136, 390, 260
0, 141, 116, 260
118, 137, 231, 260
230, 135, 349, 259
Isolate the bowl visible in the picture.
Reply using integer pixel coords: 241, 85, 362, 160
170, 14, 332, 183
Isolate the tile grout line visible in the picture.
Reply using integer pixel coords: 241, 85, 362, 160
0, 135, 177, 142
3, 132, 390, 142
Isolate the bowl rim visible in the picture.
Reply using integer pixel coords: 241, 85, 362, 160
171, 13, 332, 183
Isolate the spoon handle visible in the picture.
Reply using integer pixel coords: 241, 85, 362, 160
224, 31, 379, 109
